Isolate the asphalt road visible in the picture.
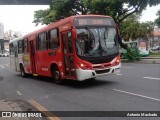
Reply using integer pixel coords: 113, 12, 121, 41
0, 57, 160, 120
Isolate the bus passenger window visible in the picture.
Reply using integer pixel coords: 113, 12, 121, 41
24, 39, 28, 53
48, 29, 59, 49
9, 43, 14, 55
38, 32, 47, 50
68, 32, 73, 53
18, 40, 23, 54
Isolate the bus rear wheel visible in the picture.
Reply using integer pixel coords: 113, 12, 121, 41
20, 65, 27, 78
52, 66, 63, 85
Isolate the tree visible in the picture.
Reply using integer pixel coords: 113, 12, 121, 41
121, 14, 153, 41
84, 0, 160, 26
155, 10, 160, 27
33, 0, 88, 26
33, 0, 160, 49
33, 0, 160, 26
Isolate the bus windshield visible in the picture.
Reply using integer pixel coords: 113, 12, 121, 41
76, 27, 118, 57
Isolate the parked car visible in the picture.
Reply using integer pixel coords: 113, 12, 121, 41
139, 48, 149, 57
0, 52, 9, 57
4, 52, 9, 57
0, 53, 4, 57
151, 46, 160, 51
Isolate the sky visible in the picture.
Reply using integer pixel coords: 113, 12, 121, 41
0, 5, 160, 35
0, 5, 49, 34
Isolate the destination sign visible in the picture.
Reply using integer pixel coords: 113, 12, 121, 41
74, 17, 115, 27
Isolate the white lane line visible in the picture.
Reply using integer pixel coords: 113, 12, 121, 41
16, 91, 23, 96
113, 89, 160, 102
143, 77, 160, 81
116, 74, 122, 75
122, 66, 133, 68
0, 65, 5, 68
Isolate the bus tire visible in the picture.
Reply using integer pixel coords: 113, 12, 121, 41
52, 66, 63, 85
20, 65, 27, 78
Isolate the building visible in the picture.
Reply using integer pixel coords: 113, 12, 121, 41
0, 22, 4, 53
152, 28, 160, 47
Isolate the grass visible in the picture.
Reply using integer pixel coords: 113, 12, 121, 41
149, 52, 160, 57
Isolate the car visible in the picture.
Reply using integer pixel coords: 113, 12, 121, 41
0, 52, 9, 57
3, 52, 9, 57
0, 53, 2, 57
139, 48, 149, 57
152, 46, 160, 51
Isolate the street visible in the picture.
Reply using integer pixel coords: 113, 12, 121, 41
0, 57, 160, 120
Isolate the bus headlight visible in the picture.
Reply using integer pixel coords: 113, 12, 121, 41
80, 63, 84, 67
78, 62, 88, 70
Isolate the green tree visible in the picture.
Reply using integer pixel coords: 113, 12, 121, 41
33, 0, 160, 26
32, 0, 160, 49
33, 0, 88, 26
84, 0, 160, 26
121, 15, 153, 41
155, 10, 160, 27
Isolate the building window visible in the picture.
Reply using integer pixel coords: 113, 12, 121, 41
38, 32, 47, 50
48, 29, 59, 49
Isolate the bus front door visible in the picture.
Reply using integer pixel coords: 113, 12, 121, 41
29, 40, 36, 74
62, 32, 76, 79
14, 45, 19, 71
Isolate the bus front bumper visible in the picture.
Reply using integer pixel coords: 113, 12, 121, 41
76, 64, 121, 81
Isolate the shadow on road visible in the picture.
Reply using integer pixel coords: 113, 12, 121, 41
62, 79, 116, 89
15, 74, 117, 89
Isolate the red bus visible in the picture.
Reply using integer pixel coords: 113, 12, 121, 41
9, 15, 121, 84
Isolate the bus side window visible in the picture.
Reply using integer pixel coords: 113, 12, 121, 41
18, 40, 23, 54
48, 29, 59, 49
68, 32, 73, 53
37, 32, 47, 50
9, 43, 14, 55
24, 39, 28, 53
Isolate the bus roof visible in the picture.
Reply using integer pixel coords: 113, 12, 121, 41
24, 14, 112, 38
9, 36, 24, 44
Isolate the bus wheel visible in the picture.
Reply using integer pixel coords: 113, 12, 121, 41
20, 65, 27, 78
52, 66, 63, 84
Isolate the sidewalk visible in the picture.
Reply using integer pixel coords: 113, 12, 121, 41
0, 100, 28, 120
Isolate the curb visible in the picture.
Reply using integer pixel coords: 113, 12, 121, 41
121, 59, 160, 64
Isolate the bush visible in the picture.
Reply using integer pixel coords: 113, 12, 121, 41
123, 48, 141, 61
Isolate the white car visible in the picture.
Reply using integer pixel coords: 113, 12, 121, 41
0, 52, 9, 57
139, 48, 149, 56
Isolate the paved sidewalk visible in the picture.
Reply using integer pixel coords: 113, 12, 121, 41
0, 100, 28, 120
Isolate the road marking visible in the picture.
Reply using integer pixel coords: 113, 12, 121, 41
28, 99, 60, 120
113, 89, 160, 102
116, 74, 122, 76
16, 91, 23, 96
122, 66, 133, 68
143, 77, 160, 81
0, 65, 5, 68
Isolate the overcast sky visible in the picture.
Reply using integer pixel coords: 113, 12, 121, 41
0, 5, 49, 34
0, 5, 160, 35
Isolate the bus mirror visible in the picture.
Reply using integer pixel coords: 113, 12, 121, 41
72, 27, 77, 40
